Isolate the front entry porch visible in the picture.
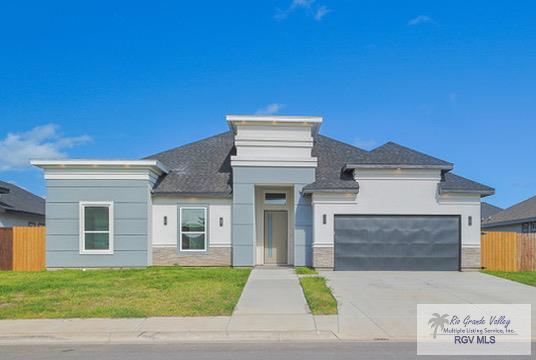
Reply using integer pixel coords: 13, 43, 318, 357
255, 186, 294, 266
263, 210, 288, 265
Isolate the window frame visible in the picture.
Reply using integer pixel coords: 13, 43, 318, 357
79, 201, 114, 255
264, 192, 287, 206
179, 207, 207, 252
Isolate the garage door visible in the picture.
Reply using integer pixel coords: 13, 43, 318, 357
334, 215, 460, 271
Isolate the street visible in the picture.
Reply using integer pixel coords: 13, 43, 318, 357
1, 342, 534, 360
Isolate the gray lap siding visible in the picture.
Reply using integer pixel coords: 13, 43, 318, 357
45, 179, 151, 268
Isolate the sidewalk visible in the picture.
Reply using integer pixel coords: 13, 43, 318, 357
0, 315, 345, 344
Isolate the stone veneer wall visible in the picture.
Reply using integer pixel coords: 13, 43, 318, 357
312, 246, 334, 268
461, 247, 480, 270
153, 247, 231, 266
312, 246, 480, 270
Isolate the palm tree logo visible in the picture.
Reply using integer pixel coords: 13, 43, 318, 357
428, 313, 449, 339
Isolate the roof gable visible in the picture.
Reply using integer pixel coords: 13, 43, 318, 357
439, 173, 494, 196
145, 132, 234, 196
346, 141, 453, 169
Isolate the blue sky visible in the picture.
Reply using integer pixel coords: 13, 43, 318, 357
1, 1, 535, 208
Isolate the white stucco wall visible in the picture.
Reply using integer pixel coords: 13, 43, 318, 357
231, 123, 318, 167
151, 196, 232, 247
312, 168, 482, 249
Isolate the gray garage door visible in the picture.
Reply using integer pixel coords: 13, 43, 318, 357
334, 215, 460, 271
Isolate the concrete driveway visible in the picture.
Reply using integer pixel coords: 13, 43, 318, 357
321, 271, 536, 340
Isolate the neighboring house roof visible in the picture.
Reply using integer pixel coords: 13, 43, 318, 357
481, 202, 503, 222
439, 173, 495, 196
0, 180, 45, 216
144, 131, 493, 197
483, 195, 536, 227
345, 142, 453, 170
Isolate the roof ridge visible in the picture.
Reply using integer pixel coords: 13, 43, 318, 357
374, 141, 452, 163
143, 131, 232, 159
316, 134, 368, 153
482, 201, 502, 210
502, 194, 536, 211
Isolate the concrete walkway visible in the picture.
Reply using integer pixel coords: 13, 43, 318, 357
228, 267, 317, 331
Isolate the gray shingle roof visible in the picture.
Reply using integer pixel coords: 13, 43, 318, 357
0, 180, 45, 216
145, 132, 234, 196
346, 141, 453, 169
143, 131, 492, 197
303, 135, 368, 193
482, 195, 536, 227
439, 173, 495, 196
481, 202, 502, 222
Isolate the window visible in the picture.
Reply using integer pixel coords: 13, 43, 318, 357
522, 222, 530, 233
265, 193, 286, 205
532, 222, 536, 233
179, 207, 207, 251
80, 202, 113, 254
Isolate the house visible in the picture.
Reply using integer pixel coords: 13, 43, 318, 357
0, 180, 45, 227
482, 195, 536, 233
481, 202, 502, 222
32, 115, 494, 270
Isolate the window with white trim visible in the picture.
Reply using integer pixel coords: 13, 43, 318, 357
179, 207, 207, 251
80, 202, 114, 254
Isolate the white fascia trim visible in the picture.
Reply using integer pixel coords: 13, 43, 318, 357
234, 140, 314, 147
312, 243, 334, 248
226, 115, 323, 123
226, 115, 323, 133
345, 164, 453, 171
31, 159, 169, 175
231, 157, 318, 167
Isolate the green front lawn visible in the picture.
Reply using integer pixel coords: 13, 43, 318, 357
295, 267, 318, 275
0, 267, 251, 319
482, 270, 536, 287
299, 276, 338, 315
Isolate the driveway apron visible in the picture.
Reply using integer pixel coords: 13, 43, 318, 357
322, 271, 536, 340
227, 267, 316, 331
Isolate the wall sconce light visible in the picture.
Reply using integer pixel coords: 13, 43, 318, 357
468, 216, 472, 226
323, 214, 327, 225
219, 217, 224, 227
163, 216, 168, 226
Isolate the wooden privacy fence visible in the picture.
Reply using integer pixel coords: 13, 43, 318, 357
0, 226, 45, 271
481, 232, 536, 272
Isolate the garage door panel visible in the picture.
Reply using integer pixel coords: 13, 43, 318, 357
334, 215, 460, 271
334, 256, 459, 271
